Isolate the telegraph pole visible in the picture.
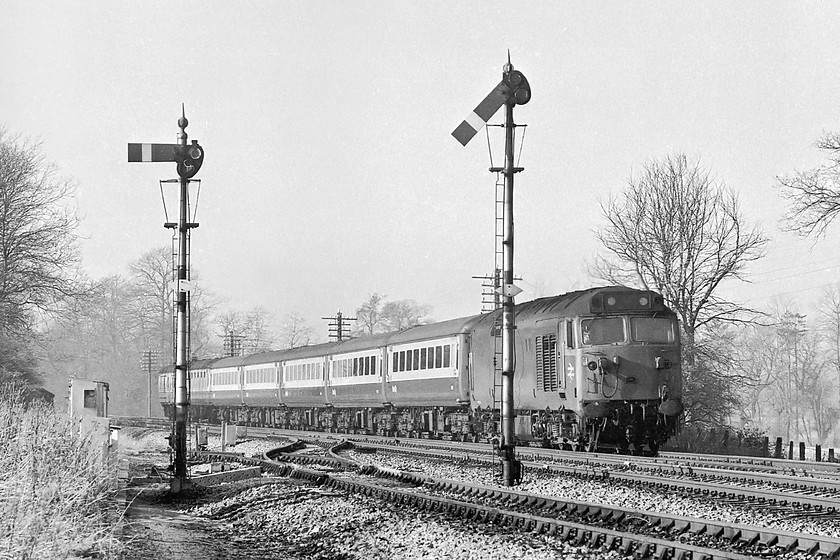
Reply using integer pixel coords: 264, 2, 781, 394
128, 106, 204, 493
323, 311, 356, 341
141, 348, 160, 417
453, 54, 530, 486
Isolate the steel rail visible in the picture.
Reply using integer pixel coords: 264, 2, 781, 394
194, 445, 840, 559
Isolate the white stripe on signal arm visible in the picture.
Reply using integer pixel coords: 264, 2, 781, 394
465, 111, 485, 133
141, 143, 152, 162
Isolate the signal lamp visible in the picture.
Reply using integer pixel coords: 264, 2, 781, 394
587, 361, 598, 371
503, 70, 531, 106
176, 140, 204, 179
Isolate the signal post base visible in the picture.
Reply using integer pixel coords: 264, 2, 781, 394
169, 476, 194, 494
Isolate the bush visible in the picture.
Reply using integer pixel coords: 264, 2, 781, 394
663, 424, 770, 456
0, 382, 124, 558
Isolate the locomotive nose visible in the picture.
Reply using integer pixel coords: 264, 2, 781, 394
655, 356, 672, 369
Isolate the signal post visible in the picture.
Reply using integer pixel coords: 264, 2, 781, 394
128, 107, 205, 493
453, 56, 531, 486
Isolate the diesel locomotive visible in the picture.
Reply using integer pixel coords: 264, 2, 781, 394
159, 286, 682, 453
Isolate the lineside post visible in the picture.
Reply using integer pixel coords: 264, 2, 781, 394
128, 106, 204, 493
500, 99, 518, 486
452, 55, 530, 486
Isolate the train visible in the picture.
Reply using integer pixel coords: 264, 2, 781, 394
159, 286, 683, 453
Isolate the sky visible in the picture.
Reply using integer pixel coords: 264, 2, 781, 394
3, 2, 840, 339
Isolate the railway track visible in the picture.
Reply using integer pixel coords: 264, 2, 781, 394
113, 418, 840, 514
114, 417, 840, 558
188, 440, 840, 559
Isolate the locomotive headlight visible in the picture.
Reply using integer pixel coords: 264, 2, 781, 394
587, 360, 598, 371
612, 356, 620, 366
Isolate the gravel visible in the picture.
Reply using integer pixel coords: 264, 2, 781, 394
125, 432, 836, 558
184, 479, 616, 560
345, 450, 840, 539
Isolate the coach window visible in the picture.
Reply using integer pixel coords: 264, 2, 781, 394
443, 345, 451, 368
399, 351, 406, 372
435, 346, 442, 368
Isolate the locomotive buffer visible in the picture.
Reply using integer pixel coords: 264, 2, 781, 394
128, 106, 204, 493
453, 54, 530, 486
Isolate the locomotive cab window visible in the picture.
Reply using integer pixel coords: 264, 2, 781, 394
630, 317, 676, 344
580, 317, 625, 345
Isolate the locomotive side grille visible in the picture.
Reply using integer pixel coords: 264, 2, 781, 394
535, 334, 558, 392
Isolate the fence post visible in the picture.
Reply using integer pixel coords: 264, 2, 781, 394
788, 441, 794, 460
762, 436, 769, 458
815, 444, 822, 462
775, 437, 783, 459
830, 449, 835, 462
799, 441, 806, 461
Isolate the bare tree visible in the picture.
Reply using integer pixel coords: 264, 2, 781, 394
778, 132, 840, 236
39, 274, 148, 414
818, 284, 840, 394
213, 307, 277, 355
277, 312, 314, 349
732, 322, 786, 431
355, 293, 385, 335
128, 246, 213, 361
129, 247, 174, 356
816, 285, 840, 443
593, 154, 767, 427
354, 293, 432, 335
0, 129, 82, 335
595, 154, 767, 335
381, 299, 431, 331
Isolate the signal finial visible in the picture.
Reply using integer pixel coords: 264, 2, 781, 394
503, 50, 513, 73
178, 103, 189, 130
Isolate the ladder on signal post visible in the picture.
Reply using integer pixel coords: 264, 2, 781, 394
491, 171, 505, 445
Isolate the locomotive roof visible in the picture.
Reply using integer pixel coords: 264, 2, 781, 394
162, 286, 670, 373
513, 286, 674, 319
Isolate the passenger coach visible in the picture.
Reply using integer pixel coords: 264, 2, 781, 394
160, 287, 683, 452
